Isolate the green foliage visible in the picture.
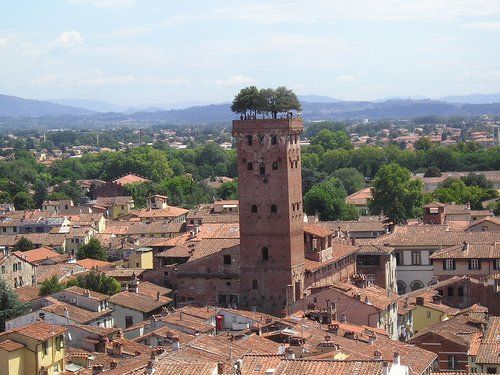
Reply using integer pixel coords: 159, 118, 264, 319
39, 275, 65, 296
369, 163, 425, 224
332, 167, 365, 195
433, 178, 497, 209
77, 238, 107, 261
158, 175, 212, 207
487, 201, 500, 216
231, 86, 301, 118
13, 191, 33, 210
303, 177, 359, 221
13, 237, 35, 252
423, 166, 442, 177
311, 129, 352, 151
460, 172, 494, 189
124, 182, 156, 208
414, 137, 433, 151
66, 271, 121, 295
0, 279, 30, 331
217, 180, 238, 200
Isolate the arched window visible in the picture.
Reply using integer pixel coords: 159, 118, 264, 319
251, 205, 258, 213
259, 135, 265, 145
259, 162, 266, 175
247, 162, 253, 170
397, 281, 406, 295
290, 159, 294, 168
271, 204, 277, 213
262, 247, 269, 261
246, 135, 252, 145
294, 135, 298, 144
410, 280, 424, 291
271, 135, 278, 145
272, 162, 278, 170
294, 160, 298, 168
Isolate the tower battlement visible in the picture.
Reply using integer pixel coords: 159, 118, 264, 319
232, 118, 304, 135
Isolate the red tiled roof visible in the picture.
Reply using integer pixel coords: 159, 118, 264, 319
0, 339, 24, 352
0, 321, 66, 341
113, 174, 150, 186
273, 359, 384, 375
13, 247, 59, 263
304, 223, 333, 238
429, 242, 500, 259
76, 258, 113, 270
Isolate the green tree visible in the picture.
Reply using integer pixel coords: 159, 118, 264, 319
414, 137, 433, 151
124, 182, 156, 208
66, 271, 120, 295
460, 173, 494, 189
39, 275, 65, 296
77, 238, 107, 261
423, 166, 442, 177
217, 180, 238, 200
332, 167, 365, 195
369, 163, 424, 224
33, 180, 49, 208
13, 237, 35, 252
0, 279, 30, 331
311, 129, 352, 151
433, 178, 497, 210
13, 191, 33, 210
303, 177, 359, 221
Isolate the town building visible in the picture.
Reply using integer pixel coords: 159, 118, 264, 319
0, 250, 37, 289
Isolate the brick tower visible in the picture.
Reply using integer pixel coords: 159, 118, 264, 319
233, 117, 305, 315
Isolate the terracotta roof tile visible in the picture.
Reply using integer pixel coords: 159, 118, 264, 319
475, 317, 500, 364
109, 290, 172, 313
0, 339, 24, 352
76, 258, 113, 270
113, 174, 150, 186
429, 242, 500, 259
0, 321, 66, 341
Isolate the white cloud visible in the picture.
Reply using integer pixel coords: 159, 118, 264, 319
66, 0, 135, 8
31, 71, 135, 87
0, 36, 9, 48
144, 76, 190, 85
213, 75, 255, 86
464, 22, 500, 30
336, 74, 358, 82
55, 31, 83, 48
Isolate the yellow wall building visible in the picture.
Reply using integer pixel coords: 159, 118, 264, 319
412, 301, 458, 334
0, 321, 66, 375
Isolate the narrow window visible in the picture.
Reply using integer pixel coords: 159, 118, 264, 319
252, 279, 259, 290
42, 341, 48, 355
294, 160, 298, 168
272, 162, 278, 170
223, 255, 231, 265
271, 204, 277, 213
447, 287, 454, 296
251, 205, 258, 213
247, 162, 253, 170
271, 135, 278, 145
262, 247, 269, 261
259, 135, 265, 145
247, 135, 252, 145
259, 162, 266, 175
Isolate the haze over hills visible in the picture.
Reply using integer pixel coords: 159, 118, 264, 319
2, 92, 500, 122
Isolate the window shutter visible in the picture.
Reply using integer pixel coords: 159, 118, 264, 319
494, 259, 498, 270
452, 260, 456, 270
468, 259, 471, 270
443, 260, 446, 270
478, 260, 481, 270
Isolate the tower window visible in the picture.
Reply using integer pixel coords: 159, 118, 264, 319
251, 205, 258, 213
294, 160, 298, 168
223, 255, 231, 265
259, 135, 265, 145
259, 162, 266, 175
247, 135, 252, 145
262, 247, 269, 261
272, 162, 278, 170
247, 162, 253, 170
252, 279, 259, 290
271, 204, 277, 213
271, 135, 278, 145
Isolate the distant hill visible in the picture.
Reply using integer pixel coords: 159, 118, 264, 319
298, 95, 343, 103
48, 98, 126, 113
0, 94, 95, 117
121, 99, 500, 123
439, 93, 500, 104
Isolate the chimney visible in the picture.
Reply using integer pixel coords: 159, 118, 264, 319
110, 361, 117, 370
462, 241, 469, 251
368, 336, 375, 346
340, 313, 347, 323
217, 362, 224, 375
112, 342, 123, 357
382, 361, 389, 375
374, 350, 382, 360
145, 360, 155, 374
432, 294, 442, 304
328, 324, 339, 335
284, 347, 295, 359
117, 329, 124, 338
129, 274, 139, 293
415, 297, 424, 306
156, 291, 160, 301
229, 346, 233, 361
172, 337, 180, 351
92, 365, 104, 374
393, 352, 401, 365
84, 289, 91, 298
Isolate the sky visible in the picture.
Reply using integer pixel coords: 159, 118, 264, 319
1, 0, 500, 105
